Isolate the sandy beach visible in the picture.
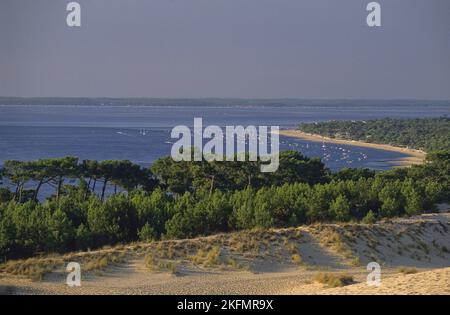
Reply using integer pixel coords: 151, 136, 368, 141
277, 130, 427, 167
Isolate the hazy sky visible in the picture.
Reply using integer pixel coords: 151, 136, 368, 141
1, 0, 449, 99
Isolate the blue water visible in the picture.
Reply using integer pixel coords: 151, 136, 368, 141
0, 102, 449, 171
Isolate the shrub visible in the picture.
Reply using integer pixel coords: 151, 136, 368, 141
330, 195, 351, 222
190, 247, 222, 267
144, 254, 158, 271
314, 272, 354, 287
138, 223, 157, 241
362, 210, 377, 224
291, 254, 302, 264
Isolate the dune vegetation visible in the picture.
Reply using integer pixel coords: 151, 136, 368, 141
0, 148, 448, 262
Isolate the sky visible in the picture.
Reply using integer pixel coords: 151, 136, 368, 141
0, 0, 449, 99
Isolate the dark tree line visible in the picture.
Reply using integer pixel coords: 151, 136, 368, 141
0, 150, 448, 260
151, 151, 327, 195
0, 157, 157, 203
298, 117, 450, 152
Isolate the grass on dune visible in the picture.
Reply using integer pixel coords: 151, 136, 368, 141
314, 272, 355, 287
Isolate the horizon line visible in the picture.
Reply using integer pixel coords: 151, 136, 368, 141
1, 96, 450, 102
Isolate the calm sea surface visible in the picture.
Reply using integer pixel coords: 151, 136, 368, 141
1, 102, 449, 171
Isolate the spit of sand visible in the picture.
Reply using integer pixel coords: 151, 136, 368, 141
277, 129, 426, 167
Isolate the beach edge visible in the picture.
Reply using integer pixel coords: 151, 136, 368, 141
277, 129, 427, 167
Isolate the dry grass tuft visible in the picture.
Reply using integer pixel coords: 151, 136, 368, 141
190, 246, 222, 267
314, 272, 354, 288
398, 267, 418, 275
83, 251, 127, 272
144, 253, 178, 274
1, 258, 63, 281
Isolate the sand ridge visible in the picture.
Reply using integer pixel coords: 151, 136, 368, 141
1, 212, 449, 295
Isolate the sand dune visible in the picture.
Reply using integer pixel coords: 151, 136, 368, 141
321, 267, 449, 295
0, 212, 449, 295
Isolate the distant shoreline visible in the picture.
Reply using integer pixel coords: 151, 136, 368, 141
277, 129, 427, 167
